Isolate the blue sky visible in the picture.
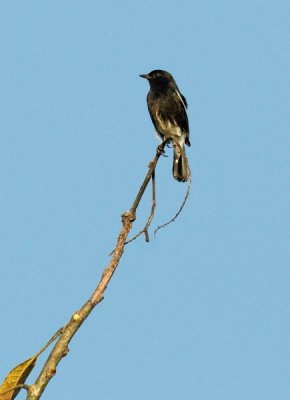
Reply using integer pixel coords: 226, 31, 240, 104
0, 1, 289, 399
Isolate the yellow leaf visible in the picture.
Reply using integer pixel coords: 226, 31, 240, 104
0, 356, 37, 400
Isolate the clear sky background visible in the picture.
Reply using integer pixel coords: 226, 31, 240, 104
0, 1, 289, 399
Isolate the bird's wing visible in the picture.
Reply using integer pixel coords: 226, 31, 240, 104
166, 90, 190, 135
175, 88, 188, 109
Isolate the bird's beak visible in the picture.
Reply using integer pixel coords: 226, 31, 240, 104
139, 73, 149, 80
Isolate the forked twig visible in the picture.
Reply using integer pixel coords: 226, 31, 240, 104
125, 169, 156, 244
34, 328, 64, 358
25, 140, 169, 400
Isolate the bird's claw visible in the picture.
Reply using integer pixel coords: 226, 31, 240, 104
157, 144, 168, 157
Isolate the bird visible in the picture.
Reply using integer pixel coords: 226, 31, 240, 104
140, 69, 191, 182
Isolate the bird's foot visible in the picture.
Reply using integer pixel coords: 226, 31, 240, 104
157, 144, 169, 157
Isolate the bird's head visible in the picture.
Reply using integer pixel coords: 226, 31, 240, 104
139, 70, 177, 90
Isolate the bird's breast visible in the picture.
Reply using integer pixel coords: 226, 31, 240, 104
154, 111, 184, 139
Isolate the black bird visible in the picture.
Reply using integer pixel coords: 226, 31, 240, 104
140, 70, 190, 182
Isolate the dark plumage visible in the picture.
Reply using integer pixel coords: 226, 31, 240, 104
140, 70, 191, 182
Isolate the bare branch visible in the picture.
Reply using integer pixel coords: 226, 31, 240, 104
143, 169, 156, 242
26, 141, 168, 400
125, 168, 156, 244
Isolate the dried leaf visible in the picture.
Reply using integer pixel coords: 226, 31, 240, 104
0, 356, 37, 400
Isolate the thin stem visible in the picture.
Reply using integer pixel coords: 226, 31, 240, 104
125, 168, 156, 245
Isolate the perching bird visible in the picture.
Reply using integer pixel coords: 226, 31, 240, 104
140, 69, 190, 182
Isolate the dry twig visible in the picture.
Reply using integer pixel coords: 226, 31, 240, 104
125, 168, 156, 244
25, 141, 168, 400
154, 174, 191, 236
154, 140, 192, 236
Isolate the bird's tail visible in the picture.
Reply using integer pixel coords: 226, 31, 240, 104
172, 145, 190, 182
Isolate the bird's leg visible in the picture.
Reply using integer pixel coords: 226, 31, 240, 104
157, 139, 171, 157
